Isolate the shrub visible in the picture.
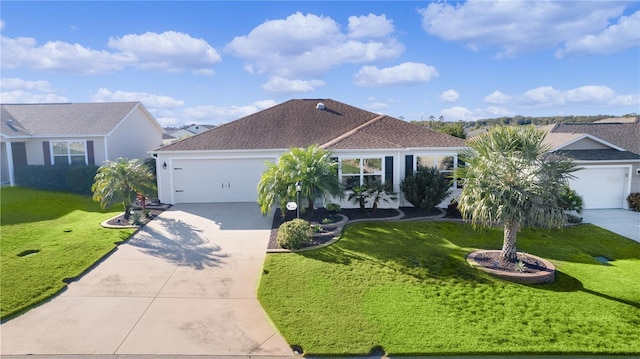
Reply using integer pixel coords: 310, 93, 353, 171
627, 193, 640, 212
15, 165, 99, 195
446, 199, 462, 218
325, 203, 341, 213
277, 219, 312, 250
400, 166, 452, 212
558, 185, 584, 213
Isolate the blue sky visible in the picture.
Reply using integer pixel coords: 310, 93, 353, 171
1, 1, 639, 127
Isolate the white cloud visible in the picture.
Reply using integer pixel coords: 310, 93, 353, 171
0, 36, 132, 74
501, 85, 639, 108
347, 14, 394, 39
420, 1, 626, 57
182, 100, 277, 125
107, 31, 221, 73
225, 12, 403, 77
354, 62, 438, 87
91, 88, 184, 107
520, 86, 563, 105
557, 10, 640, 57
439, 105, 514, 121
1, 78, 54, 92
439, 89, 459, 102
0, 90, 68, 103
1, 31, 220, 75
262, 76, 325, 94
484, 90, 511, 104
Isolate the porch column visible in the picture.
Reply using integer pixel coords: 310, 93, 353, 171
5, 141, 15, 186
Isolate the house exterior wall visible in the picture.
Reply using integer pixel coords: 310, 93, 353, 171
154, 147, 463, 208
1, 144, 8, 183
562, 138, 611, 150
107, 106, 163, 161
23, 136, 107, 165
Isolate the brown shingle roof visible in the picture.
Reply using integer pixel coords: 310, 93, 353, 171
157, 99, 465, 151
0, 102, 141, 136
551, 120, 640, 155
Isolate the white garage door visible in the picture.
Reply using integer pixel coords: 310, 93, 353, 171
568, 167, 628, 209
171, 158, 270, 203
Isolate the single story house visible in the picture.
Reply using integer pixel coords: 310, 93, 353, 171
1, 102, 164, 186
542, 117, 640, 209
150, 99, 466, 208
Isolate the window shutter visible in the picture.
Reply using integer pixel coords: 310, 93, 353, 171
43, 141, 51, 166
385, 156, 393, 187
87, 141, 95, 165
404, 155, 413, 177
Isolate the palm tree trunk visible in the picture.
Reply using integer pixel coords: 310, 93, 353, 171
123, 203, 131, 220
501, 220, 520, 261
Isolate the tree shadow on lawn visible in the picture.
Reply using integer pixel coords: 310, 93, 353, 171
302, 222, 490, 284
523, 270, 640, 309
128, 216, 228, 270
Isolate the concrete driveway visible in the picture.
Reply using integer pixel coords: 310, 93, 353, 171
1, 203, 294, 357
581, 209, 640, 243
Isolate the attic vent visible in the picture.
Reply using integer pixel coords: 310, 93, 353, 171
316, 102, 325, 110
6, 120, 18, 132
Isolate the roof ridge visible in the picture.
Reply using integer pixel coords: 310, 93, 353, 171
318, 114, 386, 149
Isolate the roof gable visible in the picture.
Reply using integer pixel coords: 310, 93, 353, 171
551, 120, 640, 155
0, 102, 142, 137
544, 132, 625, 152
157, 99, 465, 151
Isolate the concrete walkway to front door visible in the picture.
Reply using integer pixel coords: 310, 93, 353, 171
1, 203, 294, 357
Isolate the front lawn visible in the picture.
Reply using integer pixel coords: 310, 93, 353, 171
259, 221, 640, 355
0, 187, 135, 320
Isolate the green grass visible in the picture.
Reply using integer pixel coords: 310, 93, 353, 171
1, 187, 135, 320
258, 221, 640, 355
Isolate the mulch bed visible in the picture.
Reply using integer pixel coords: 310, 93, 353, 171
105, 208, 166, 227
267, 206, 454, 251
471, 251, 549, 273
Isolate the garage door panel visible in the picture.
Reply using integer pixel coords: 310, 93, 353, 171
171, 158, 269, 203
568, 167, 627, 209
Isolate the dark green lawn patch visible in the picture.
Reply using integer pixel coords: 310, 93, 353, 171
1, 187, 135, 320
258, 221, 640, 355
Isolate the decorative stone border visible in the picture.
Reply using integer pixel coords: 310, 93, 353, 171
466, 250, 555, 284
100, 214, 139, 229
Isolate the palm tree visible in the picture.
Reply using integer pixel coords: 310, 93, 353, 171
92, 158, 157, 220
258, 145, 343, 216
455, 126, 578, 261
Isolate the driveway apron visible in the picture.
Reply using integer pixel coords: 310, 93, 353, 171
1, 203, 294, 357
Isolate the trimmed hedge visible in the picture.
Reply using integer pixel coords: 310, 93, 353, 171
15, 165, 99, 195
277, 218, 312, 250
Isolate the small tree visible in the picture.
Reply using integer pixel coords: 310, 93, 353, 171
258, 145, 343, 216
91, 158, 157, 220
347, 185, 368, 213
455, 126, 578, 261
400, 166, 452, 212
366, 179, 397, 213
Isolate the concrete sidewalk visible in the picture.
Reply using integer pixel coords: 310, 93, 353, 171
1, 203, 294, 357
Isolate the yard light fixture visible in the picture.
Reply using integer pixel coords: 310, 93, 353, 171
296, 181, 302, 219
162, 161, 167, 170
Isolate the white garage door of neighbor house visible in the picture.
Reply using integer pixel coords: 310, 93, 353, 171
171, 158, 269, 203
568, 167, 628, 209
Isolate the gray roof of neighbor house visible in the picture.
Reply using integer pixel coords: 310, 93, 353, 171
550, 118, 640, 155
556, 149, 640, 161
0, 102, 144, 137
155, 99, 466, 151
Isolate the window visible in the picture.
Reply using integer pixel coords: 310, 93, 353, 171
51, 141, 87, 165
416, 154, 458, 187
340, 157, 383, 190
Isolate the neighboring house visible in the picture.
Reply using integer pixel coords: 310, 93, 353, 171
169, 124, 215, 141
162, 132, 178, 146
542, 117, 640, 209
1, 102, 164, 186
150, 99, 466, 208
